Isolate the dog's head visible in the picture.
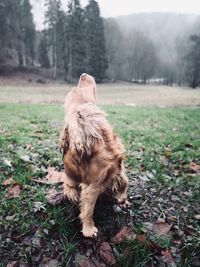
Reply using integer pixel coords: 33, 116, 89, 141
65, 73, 97, 114
78, 73, 96, 101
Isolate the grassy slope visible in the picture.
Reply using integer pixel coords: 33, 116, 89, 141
0, 103, 200, 266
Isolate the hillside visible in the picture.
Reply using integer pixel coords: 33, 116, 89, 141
115, 13, 200, 62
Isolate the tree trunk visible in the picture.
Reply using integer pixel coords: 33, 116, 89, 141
18, 41, 26, 67
68, 38, 72, 83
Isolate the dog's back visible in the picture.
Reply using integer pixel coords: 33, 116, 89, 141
63, 101, 125, 185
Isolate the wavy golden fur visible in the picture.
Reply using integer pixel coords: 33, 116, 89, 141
60, 73, 129, 237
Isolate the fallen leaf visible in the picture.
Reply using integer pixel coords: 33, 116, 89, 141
152, 222, 172, 235
26, 144, 32, 150
182, 206, 188, 212
6, 261, 18, 267
161, 249, 176, 265
80, 258, 100, 267
189, 162, 200, 173
99, 241, 116, 265
40, 259, 59, 267
33, 201, 46, 212
46, 188, 64, 205
136, 235, 162, 251
20, 155, 30, 162
5, 214, 16, 221
194, 214, 200, 220
31, 251, 42, 263
33, 167, 66, 184
22, 236, 32, 246
2, 178, 15, 186
111, 226, 136, 244
4, 183, 23, 199
171, 195, 180, 202
4, 159, 12, 167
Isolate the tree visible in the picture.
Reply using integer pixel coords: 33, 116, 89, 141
104, 18, 123, 81
85, 0, 107, 82
123, 31, 158, 82
0, 0, 35, 67
38, 32, 50, 68
184, 34, 200, 88
45, 0, 65, 77
21, 0, 35, 65
65, 0, 86, 82
14, 0, 35, 67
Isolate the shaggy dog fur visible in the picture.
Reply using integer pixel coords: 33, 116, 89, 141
60, 73, 129, 237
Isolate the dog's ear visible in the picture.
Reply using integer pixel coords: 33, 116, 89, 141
59, 126, 69, 156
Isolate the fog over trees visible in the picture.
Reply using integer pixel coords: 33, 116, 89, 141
0, 0, 200, 87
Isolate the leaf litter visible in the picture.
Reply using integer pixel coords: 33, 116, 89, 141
33, 167, 66, 184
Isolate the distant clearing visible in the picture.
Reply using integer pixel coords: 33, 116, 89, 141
0, 82, 200, 106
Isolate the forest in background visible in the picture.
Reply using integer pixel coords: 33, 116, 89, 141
0, 0, 200, 87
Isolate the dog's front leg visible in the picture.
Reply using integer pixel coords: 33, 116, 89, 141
63, 176, 79, 203
113, 170, 130, 207
79, 184, 101, 237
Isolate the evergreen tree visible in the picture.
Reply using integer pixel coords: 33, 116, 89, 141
11, 0, 36, 66
0, 1, 7, 50
45, 0, 64, 77
65, 0, 86, 82
38, 32, 50, 68
85, 0, 107, 82
184, 34, 200, 88
21, 0, 35, 65
0, 0, 36, 66
104, 18, 122, 81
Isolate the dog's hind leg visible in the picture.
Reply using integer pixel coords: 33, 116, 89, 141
79, 183, 102, 237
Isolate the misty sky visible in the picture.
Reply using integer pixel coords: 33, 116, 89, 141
31, 0, 200, 30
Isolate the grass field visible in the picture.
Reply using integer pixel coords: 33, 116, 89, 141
0, 98, 200, 266
0, 83, 200, 106
0, 83, 200, 266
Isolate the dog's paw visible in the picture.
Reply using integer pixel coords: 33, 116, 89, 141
82, 225, 98, 238
116, 194, 130, 208
64, 187, 79, 203
119, 199, 131, 208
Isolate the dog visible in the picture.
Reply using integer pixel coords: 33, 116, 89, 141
59, 73, 129, 237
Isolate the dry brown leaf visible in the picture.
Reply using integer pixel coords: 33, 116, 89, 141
161, 249, 176, 265
41, 259, 59, 267
111, 226, 136, 244
33, 167, 66, 184
189, 162, 200, 173
152, 222, 173, 235
4, 183, 23, 199
79, 259, 94, 267
99, 241, 116, 265
6, 261, 18, 267
46, 188, 64, 205
137, 235, 163, 251
182, 206, 188, 212
2, 178, 15, 186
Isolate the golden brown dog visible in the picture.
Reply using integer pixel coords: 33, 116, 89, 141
60, 73, 129, 237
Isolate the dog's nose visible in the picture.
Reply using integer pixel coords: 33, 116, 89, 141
81, 73, 87, 80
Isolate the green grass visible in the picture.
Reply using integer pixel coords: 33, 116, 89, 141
0, 103, 200, 266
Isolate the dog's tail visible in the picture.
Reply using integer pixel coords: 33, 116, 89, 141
66, 103, 107, 161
